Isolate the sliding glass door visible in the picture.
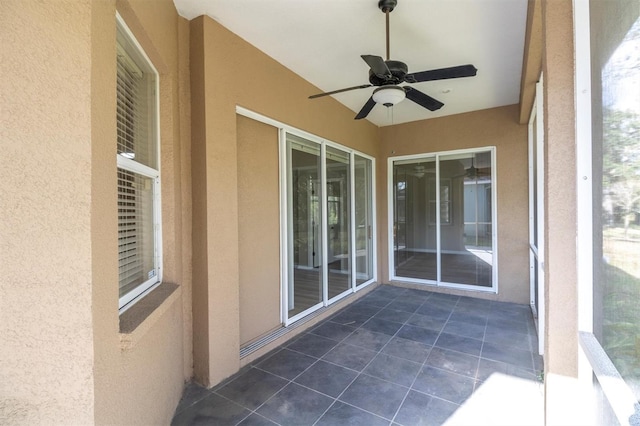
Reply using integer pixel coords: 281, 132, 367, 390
390, 148, 496, 291
285, 133, 375, 323
355, 154, 374, 286
326, 146, 351, 300
287, 135, 323, 317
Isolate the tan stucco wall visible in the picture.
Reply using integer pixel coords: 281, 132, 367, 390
188, 14, 210, 384
237, 116, 281, 345
540, 0, 580, 423
1, 0, 192, 424
542, 0, 577, 380
542, 0, 578, 375
1, 1, 95, 423
92, 1, 192, 424
379, 105, 530, 304
519, 0, 543, 123
190, 15, 380, 387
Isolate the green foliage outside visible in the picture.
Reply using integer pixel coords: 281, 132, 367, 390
601, 108, 640, 400
602, 228, 640, 399
603, 109, 640, 238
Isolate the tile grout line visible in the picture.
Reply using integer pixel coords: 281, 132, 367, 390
389, 290, 459, 425
310, 293, 403, 425
387, 311, 433, 424
266, 293, 400, 425
174, 288, 541, 425
266, 295, 473, 421
474, 300, 490, 391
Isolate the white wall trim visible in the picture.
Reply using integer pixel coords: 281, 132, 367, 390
579, 332, 640, 425
573, 0, 594, 336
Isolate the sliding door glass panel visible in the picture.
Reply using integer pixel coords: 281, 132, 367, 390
355, 155, 374, 286
287, 135, 323, 317
326, 146, 351, 299
393, 158, 437, 281
440, 151, 493, 287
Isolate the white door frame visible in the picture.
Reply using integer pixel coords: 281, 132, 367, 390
528, 75, 545, 355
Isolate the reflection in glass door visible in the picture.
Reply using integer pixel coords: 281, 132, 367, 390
391, 149, 496, 291
287, 135, 323, 317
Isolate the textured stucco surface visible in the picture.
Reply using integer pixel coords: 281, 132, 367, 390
0, 1, 95, 423
1, 0, 191, 424
190, 15, 380, 387
92, 1, 190, 424
540, 1, 579, 423
379, 105, 530, 304
541, 0, 577, 376
237, 116, 281, 345
519, 0, 543, 124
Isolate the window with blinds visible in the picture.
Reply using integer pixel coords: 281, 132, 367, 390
116, 16, 161, 312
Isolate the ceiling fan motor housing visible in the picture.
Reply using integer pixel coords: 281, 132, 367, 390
378, 0, 397, 13
368, 60, 408, 85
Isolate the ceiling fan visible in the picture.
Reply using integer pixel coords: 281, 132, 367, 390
309, 0, 478, 120
409, 164, 435, 178
452, 157, 491, 179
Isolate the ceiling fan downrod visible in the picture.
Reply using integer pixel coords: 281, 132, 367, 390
378, 0, 397, 60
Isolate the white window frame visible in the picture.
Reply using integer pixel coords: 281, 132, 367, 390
116, 13, 162, 313
574, 1, 640, 423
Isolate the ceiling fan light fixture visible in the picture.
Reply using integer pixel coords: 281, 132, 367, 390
372, 85, 406, 107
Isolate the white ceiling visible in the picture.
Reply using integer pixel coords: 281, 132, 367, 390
174, 0, 528, 127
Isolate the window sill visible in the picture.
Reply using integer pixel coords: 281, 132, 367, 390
119, 282, 180, 350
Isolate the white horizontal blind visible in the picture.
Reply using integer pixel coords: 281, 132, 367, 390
116, 16, 161, 311
117, 169, 155, 296
116, 44, 156, 169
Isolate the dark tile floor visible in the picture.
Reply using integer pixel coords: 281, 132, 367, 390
172, 285, 544, 426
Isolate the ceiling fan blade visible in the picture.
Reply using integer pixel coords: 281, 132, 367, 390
361, 55, 391, 78
354, 96, 376, 120
404, 87, 444, 111
405, 64, 477, 83
309, 84, 373, 99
